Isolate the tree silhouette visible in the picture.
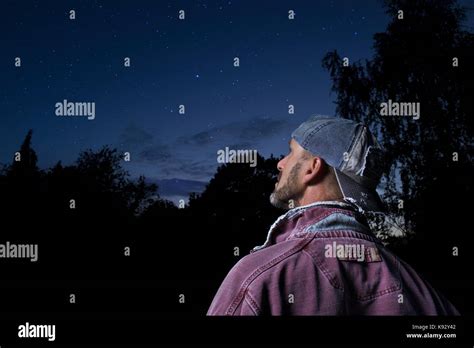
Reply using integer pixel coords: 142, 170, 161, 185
76, 146, 129, 194
189, 153, 281, 244
2, 130, 42, 226
322, 0, 473, 239
177, 154, 282, 305
125, 175, 159, 215
7, 129, 39, 179
0, 132, 161, 243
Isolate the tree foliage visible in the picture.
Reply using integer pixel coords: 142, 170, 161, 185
322, 0, 473, 237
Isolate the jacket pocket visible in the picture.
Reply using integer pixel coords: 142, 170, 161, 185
307, 237, 401, 301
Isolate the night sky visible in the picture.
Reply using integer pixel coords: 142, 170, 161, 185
1, 0, 473, 202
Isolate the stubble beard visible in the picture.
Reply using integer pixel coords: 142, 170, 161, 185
269, 162, 303, 210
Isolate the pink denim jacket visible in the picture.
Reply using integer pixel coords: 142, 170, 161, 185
208, 201, 460, 315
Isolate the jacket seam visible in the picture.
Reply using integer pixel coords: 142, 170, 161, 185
244, 290, 260, 315
355, 254, 401, 301
225, 237, 316, 315
313, 230, 382, 245
302, 248, 344, 291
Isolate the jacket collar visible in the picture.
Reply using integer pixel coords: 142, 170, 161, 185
252, 200, 358, 252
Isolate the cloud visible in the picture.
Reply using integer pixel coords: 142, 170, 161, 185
177, 115, 292, 148
178, 130, 215, 146
238, 117, 290, 140
176, 160, 217, 179
118, 115, 294, 182
118, 123, 173, 163
138, 144, 172, 162
118, 124, 154, 149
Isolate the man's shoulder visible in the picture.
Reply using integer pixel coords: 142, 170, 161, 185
207, 238, 316, 315
236, 237, 314, 279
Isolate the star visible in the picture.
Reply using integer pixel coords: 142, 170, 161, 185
195, 74, 200, 78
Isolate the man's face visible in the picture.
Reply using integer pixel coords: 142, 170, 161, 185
270, 139, 309, 209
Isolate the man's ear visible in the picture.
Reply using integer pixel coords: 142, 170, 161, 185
302, 156, 325, 185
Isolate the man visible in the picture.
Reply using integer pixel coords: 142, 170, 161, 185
207, 115, 459, 315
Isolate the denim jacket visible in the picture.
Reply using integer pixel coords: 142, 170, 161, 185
207, 201, 459, 315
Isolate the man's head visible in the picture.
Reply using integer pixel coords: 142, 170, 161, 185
270, 115, 386, 212
270, 139, 343, 209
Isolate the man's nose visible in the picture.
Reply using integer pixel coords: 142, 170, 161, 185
277, 158, 285, 171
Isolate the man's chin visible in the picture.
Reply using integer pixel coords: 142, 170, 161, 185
269, 192, 291, 210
